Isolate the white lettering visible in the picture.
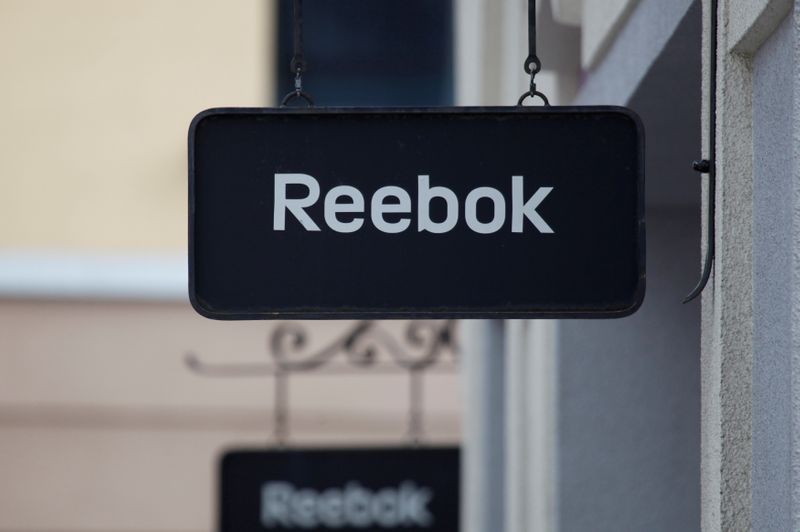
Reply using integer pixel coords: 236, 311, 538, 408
317, 489, 345, 528
272, 174, 554, 235
261, 481, 434, 529
371, 186, 412, 233
465, 187, 506, 234
372, 488, 400, 527
293, 489, 318, 528
261, 481, 292, 527
399, 480, 433, 527
324, 186, 364, 233
417, 175, 458, 233
512, 176, 554, 233
344, 482, 372, 527
273, 173, 321, 231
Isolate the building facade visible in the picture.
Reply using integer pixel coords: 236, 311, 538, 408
460, 1, 800, 531
1, 0, 797, 531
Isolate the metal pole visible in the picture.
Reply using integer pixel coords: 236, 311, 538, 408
408, 368, 424, 445
274, 368, 289, 446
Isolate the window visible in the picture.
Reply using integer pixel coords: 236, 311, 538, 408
277, 0, 454, 106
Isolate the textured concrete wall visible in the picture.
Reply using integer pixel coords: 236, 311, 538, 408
730, 0, 792, 52
700, 1, 800, 530
752, 12, 795, 532
700, 2, 754, 531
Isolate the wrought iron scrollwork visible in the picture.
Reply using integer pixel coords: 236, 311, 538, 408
186, 320, 458, 445
268, 320, 455, 372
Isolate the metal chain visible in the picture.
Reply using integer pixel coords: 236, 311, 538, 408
518, 0, 550, 106
281, 0, 314, 107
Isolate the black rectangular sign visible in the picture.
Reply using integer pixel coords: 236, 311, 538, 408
189, 107, 644, 319
219, 448, 460, 532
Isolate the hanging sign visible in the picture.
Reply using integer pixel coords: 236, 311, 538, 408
219, 447, 460, 532
189, 107, 645, 319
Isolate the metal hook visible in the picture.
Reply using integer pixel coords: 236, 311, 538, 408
280, 90, 315, 107
684, 0, 717, 303
524, 55, 542, 76
684, 159, 715, 303
517, 89, 551, 107
518, 0, 550, 106
281, 72, 315, 107
518, 55, 550, 106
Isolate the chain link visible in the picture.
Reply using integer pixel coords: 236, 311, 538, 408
281, 0, 314, 107
518, 0, 550, 107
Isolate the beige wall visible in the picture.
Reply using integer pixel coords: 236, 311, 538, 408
0, 0, 271, 252
0, 301, 461, 530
